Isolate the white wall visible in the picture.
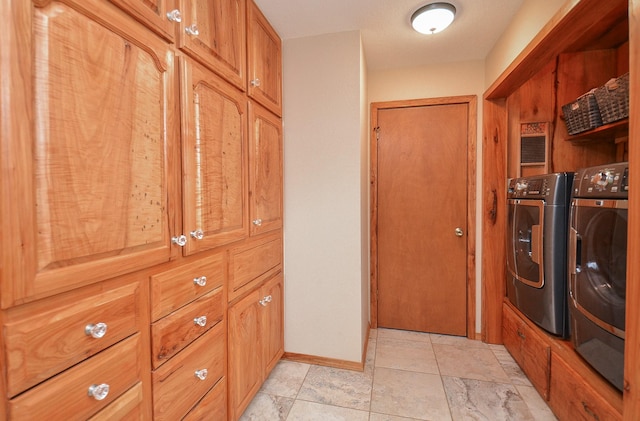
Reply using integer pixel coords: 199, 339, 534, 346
368, 61, 486, 333
283, 30, 368, 363
485, 0, 567, 86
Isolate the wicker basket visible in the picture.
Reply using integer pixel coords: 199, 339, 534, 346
562, 90, 603, 135
594, 73, 629, 124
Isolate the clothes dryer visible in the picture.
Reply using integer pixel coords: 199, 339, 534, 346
569, 162, 628, 391
506, 172, 573, 337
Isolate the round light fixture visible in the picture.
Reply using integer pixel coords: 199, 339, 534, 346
411, 2, 456, 34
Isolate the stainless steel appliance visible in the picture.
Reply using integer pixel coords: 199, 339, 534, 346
506, 172, 573, 337
569, 162, 628, 391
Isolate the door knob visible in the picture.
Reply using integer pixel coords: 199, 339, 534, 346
455, 227, 464, 237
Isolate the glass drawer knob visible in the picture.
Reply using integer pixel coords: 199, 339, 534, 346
194, 369, 208, 380
194, 316, 207, 327
88, 383, 110, 401
185, 24, 199, 36
193, 276, 207, 287
252, 218, 262, 226
85, 323, 108, 339
172, 235, 187, 247
166, 9, 182, 22
190, 229, 204, 240
251, 78, 261, 87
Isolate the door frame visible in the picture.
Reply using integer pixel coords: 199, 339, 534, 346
370, 95, 477, 338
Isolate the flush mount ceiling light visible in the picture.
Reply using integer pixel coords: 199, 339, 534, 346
411, 2, 456, 34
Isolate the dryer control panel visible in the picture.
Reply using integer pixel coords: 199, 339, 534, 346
573, 162, 629, 198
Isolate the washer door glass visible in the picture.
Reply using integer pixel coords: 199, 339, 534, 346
507, 199, 544, 288
571, 200, 627, 332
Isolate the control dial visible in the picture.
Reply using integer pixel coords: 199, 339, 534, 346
515, 181, 528, 192
591, 171, 614, 188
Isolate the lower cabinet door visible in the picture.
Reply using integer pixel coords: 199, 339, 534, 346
262, 273, 284, 375
228, 289, 263, 421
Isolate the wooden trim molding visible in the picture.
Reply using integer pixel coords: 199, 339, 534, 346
369, 95, 477, 339
282, 353, 364, 372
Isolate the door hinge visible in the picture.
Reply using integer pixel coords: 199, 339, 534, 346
374, 126, 380, 141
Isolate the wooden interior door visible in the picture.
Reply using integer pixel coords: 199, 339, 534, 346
376, 101, 469, 336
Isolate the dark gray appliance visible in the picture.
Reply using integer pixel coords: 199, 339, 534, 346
506, 172, 573, 337
569, 162, 628, 391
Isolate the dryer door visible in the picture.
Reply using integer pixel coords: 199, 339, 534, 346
569, 198, 627, 337
507, 199, 544, 288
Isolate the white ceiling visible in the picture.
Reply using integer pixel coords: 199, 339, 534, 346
253, 0, 525, 71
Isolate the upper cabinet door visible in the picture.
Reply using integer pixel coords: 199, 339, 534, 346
177, 0, 247, 90
109, 0, 178, 42
248, 103, 283, 236
0, 0, 178, 307
180, 58, 249, 256
247, 0, 282, 116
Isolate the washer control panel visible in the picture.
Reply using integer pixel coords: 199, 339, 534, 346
573, 162, 628, 198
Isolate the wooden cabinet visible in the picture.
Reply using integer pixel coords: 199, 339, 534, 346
108, 0, 177, 42
180, 57, 249, 255
549, 352, 622, 421
247, 0, 282, 116
229, 233, 283, 301
0, 0, 178, 308
228, 272, 284, 421
88, 383, 145, 421
502, 303, 551, 399
176, 0, 247, 90
249, 102, 283, 236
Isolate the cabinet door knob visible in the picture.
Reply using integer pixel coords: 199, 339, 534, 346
252, 218, 262, 226
185, 24, 199, 36
166, 9, 182, 22
193, 316, 207, 327
85, 323, 108, 339
259, 295, 272, 306
194, 369, 208, 380
250, 78, 261, 87
172, 235, 187, 247
190, 229, 204, 240
455, 227, 464, 237
88, 383, 110, 401
193, 276, 207, 287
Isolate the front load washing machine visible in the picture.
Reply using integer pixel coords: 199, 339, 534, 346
569, 162, 628, 391
506, 172, 573, 337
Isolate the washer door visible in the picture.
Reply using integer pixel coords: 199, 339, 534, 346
570, 199, 627, 337
507, 199, 544, 288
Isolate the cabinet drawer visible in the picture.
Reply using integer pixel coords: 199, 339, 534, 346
88, 382, 145, 421
502, 302, 550, 398
151, 253, 225, 321
549, 352, 621, 421
151, 287, 224, 369
229, 234, 282, 301
152, 322, 226, 420
9, 334, 142, 420
4, 281, 141, 396
183, 378, 227, 421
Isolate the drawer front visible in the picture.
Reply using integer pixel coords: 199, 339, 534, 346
152, 322, 226, 420
549, 353, 622, 421
183, 378, 227, 421
9, 334, 142, 420
4, 281, 140, 396
151, 287, 224, 369
229, 235, 281, 300
151, 253, 225, 321
88, 382, 145, 421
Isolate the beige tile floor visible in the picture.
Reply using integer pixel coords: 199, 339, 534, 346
240, 328, 558, 421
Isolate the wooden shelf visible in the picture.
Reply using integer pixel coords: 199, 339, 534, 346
566, 118, 629, 142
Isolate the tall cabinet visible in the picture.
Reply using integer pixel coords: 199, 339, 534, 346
482, 0, 639, 420
0, 0, 283, 419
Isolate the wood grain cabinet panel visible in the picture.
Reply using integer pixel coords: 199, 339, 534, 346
502, 302, 551, 399
228, 272, 283, 420
4, 280, 141, 397
177, 0, 247, 90
88, 382, 145, 421
247, 0, 282, 116
151, 286, 224, 368
1, 0, 178, 308
549, 352, 622, 421
248, 102, 283, 237
183, 378, 227, 421
228, 233, 282, 301
150, 253, 225, 321
9, 334, 142, 421
109, 0, 177, 42
152, 322, 226, 421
